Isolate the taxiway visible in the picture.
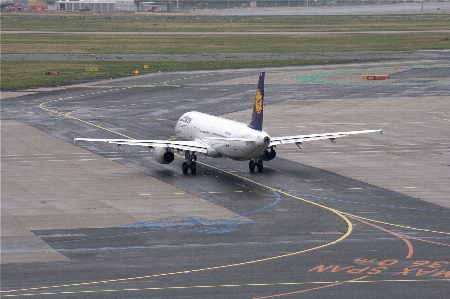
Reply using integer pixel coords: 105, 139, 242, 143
1, 57, 449, 298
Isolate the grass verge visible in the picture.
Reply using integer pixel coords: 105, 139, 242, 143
2, 13, 449, 89
2, 14, 449, 32
2, 33, 450, 54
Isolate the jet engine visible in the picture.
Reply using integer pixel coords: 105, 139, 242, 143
260, 147, 276, 161
153, 147, 175, 164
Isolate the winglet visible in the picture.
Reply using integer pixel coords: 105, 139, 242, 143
248, 72, 265, 131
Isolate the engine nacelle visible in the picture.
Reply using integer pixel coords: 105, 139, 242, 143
259, 147, 276, 161
153, 147, 175, 164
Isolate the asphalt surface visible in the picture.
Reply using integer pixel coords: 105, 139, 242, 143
1, 58, 450, 298
1, 50, 448, 62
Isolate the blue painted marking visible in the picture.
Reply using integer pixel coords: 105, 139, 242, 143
231, 190, 281, 218
3, 229, 162, 249
123, 217, 247, 234
9, 191, 281, 249
124, 190, 281, 232
57, 235, 450, 252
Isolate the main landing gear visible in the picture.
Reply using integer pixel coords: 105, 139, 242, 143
182, 151, 197, 175
249, 159, 263, 173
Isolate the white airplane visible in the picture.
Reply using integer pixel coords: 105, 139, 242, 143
76, 72, 381, 175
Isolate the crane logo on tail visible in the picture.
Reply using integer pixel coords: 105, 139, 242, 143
248, 72, 265, 131
255, 89, 263, 114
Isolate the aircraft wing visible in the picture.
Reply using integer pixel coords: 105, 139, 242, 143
269, 129, 382, 147
75, 138, 209, 153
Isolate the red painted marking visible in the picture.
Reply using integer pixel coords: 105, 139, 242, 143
353, 258, 377, 264
393, 268, 416, 276
331, 265, 354, 273
403, 236, 450, 247
347, 267, 371, 274
252, 276, 369, 299
348, 215, 414, 259
308, 265, 334, 273
416, 269, 439, 276
366, 267, 388, 275
432, 270, 450, 277
413, 260, 430, 267
378, 260, 399, 266
428, 261, 450, 269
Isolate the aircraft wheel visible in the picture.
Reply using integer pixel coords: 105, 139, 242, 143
249, 160, 255, 173
190, 162, 197, 175
257, 160, 263, 173
182, 162, 189, 175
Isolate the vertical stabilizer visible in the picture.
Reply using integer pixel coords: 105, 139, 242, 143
248, 72, 265, 131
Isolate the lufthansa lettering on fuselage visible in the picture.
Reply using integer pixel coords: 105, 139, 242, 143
180, 115, 193, 124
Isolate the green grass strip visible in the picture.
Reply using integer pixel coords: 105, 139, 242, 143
1, 14, 449, 32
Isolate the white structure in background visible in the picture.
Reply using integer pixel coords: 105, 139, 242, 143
55, 0, 172, 12
115, 0, 136, 11
56, 0, 116, 12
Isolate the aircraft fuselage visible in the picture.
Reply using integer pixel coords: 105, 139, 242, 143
175, 111, 270, 161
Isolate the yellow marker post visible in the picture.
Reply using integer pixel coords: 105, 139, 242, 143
86, 67, 99, 72
362, 74, 389, 80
